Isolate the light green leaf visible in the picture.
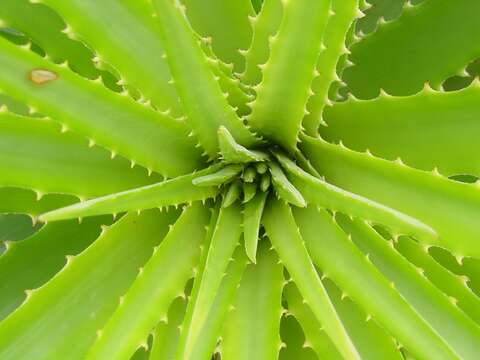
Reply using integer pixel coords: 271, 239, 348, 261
268, 162, 306, 207
0, 112, 158, 198
344, 0, 480, 97
40, 0, 182, 114
221, 241, 284, 360
0, 209, 178, 359
303, 0, 359, 134
396, 236, 480, 326
186, 246, 248, 360
273, 150, 437, 242
193, 164, 244, 187
152, 0, 259, 158
0, 187, 76, 216
243, 191, 268, 263
338, 215, 480, 359
240, 0, 283, 87
247, 0, 331, 150
0, 0, 102, 79
40, 166, 222, 222
222, 181, 242, 208
0, 216, 109, 321
323, 82, 480, 176
0, 214, 40, 242
294, 206, 458, 360
179, 204, 243, 359
262, 198, 360, 360
149, 297, 186, 360
182, 0, 254, 72
218, 126, 269, 164
284, 282, 342, 360
0, 36, 203, 177
86, 204, 209, 360
301, 135, 480, 259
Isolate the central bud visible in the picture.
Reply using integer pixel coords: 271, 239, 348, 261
192, 126, 306, 209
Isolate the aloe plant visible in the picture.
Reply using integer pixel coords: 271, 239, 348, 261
1, 0, 480, 358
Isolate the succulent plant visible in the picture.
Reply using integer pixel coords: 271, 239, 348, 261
0, 0, 480, 359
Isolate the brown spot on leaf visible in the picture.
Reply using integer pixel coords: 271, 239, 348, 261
28, 69, 58, 85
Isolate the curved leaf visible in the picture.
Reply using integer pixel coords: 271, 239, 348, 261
0, 36, 203, 177
243, 192, 268, 262
338, 215, 480, 359
182, 0, 254, 72
221, 241, 284, 360
40, 0, 182, 114
0, 217, 109, 321
273, 150, 437, 242
0, 209, 178, 359
179, 203, 243, 359
247, 0, 331, 150
86, 204, 209, 360
303, 0, 359, 134
262, 198, 360, 360
301, 135, 480, 259
294, 206, 458, 360
40, 166, 222, 222
323, 82, 480, 176
344, 0, 480, 97
152, 0, 259, 158
0, 112, 157, 197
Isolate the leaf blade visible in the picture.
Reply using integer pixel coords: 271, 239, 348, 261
86, 204, 209, 360
262, 198, 360, 360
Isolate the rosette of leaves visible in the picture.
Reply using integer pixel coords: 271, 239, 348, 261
0, 0, 480, 359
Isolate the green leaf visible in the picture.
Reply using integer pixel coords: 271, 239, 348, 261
39, 0, 182, 114
0, 217, 109, 320
303, 0, 359, 134
243, 191, 268, 263
262, 198, 360, 360
247, 0, 331, 150
284, 282, 342, 360
240, 0, 283, 87
243, 182, 257, 203
152, 0, 259, 158
182, 0, 254, 72
40, 166, 222, 222
86, 204, 209, 360
221, 241, 284, 360
149, 297, 186, 360
0, 112, 158, 197
396, 236, 480, 326
0, 0, 101, 79
268, 162, 306, 207
273, 150, 437, 242
293, 206, 458, 360
323, 82, 480, 176
193, 164, 244, 187
0, 214, 40, 242
0, 187, 76, 216
279, 314, 318, 360
218, 126, 269, 164
285, 279, 403, 360
301, 135, 480, 259
356, 0, 405, 35
323, 279, 403, 360
200, 42, 253, 117
337, 215, 480, 359
344, 0, 480, 97
222, 181, 242, 208
179, 204, 243, 359
185, 246, 248, 360
0, 209, 178, 359
0, 36, 203, 177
